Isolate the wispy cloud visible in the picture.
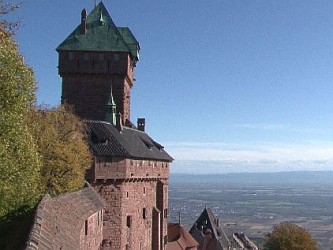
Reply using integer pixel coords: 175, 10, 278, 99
164, 141, 333, 173
235, 123, 327, 134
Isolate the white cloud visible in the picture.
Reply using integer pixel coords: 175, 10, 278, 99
235, 123, 327, 134
164, 141, 333, 173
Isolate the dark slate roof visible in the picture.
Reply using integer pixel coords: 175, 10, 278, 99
26, 184, 105, 249
86, 120, 173, 162
189, 207, 231, 250
56, 2, 139, 59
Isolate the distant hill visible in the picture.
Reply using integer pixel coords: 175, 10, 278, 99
170, 171, 333, 185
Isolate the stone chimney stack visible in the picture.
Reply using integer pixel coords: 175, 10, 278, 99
137, 118, 145, 132
81, 9, 87, 34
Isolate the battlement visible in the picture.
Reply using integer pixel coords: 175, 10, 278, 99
87, 157, 170, 181
58, 51, 134, 83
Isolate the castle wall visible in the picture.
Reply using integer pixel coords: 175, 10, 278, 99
26, 187, 105, 250
91, 158, 169, 250
96, 180, 124, 249
87, 157, 169, 180
79, 211, 104, 250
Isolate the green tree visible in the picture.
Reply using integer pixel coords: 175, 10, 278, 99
30, 106, 92, 195
0, 3, 92, 248
264, 222, 318, 250
0, 17, 43, 249
0, 28, 42, 218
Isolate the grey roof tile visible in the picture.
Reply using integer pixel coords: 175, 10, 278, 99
86, 120, 173, 161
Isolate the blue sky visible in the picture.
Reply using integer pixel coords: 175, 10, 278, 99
10, 0, 333, 173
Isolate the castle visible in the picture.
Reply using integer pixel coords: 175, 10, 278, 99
25, 3, 256, 250
57, 2, 173, 249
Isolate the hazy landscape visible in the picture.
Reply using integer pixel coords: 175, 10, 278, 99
169, 171, 333, 249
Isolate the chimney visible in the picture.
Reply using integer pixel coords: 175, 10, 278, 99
81, 9, 87, 34
116, 113, 123, 132
137, 118, 145, 132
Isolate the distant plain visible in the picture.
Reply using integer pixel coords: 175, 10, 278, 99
169, 171, 333, 249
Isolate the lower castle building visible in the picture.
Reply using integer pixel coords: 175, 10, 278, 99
85, 119, 172, 249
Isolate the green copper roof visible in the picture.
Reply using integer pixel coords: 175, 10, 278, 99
56, 2, 139, 59
117, 27, 140, 59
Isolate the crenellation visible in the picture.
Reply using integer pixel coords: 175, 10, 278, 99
58, 51, 131, 76
91, 157, 169, 181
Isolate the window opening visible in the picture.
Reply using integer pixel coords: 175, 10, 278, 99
143, 208, 147, 219
68, 52, 74, 60
127, 216, 132, 228
85, 219, 88, 235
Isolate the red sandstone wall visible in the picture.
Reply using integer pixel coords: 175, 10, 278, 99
91, 158, 169, 250
80, 211, 104, 250
91, 157, 169, 180
97, 182, 123, 249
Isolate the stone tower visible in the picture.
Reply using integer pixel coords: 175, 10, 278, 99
57, 3, 173, 250
57, 2, 139, 124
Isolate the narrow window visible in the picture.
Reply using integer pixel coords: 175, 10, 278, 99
85, 219, 88, 235
114, 53, 120, 61
68, 52, 74, 60
143, 208, 147, 219
127, 215, 132, 228
164, 208, 168, 218
83, 53, 89, 61
143, 187, 146, 195
105, 156, 112, 166
126, 192, 129, 198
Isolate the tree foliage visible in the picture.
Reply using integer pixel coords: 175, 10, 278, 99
0, 2, 92, 248
0, 27, 42, 218
30, 106, 92, 195
264, 222, 318, 250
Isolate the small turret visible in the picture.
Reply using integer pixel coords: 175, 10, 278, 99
105, 86, 117, 125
